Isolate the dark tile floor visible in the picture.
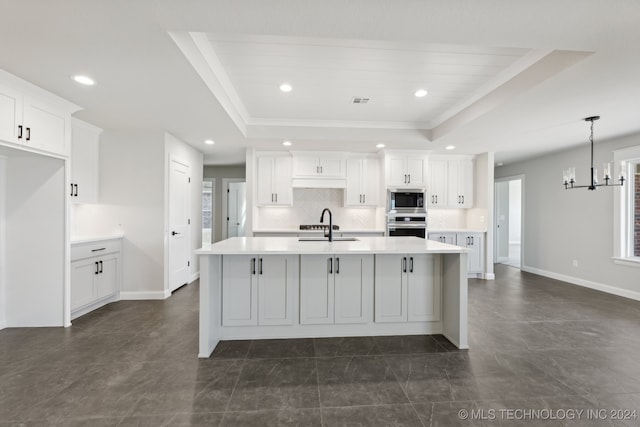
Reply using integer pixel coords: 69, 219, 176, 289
1, 264, 640, 426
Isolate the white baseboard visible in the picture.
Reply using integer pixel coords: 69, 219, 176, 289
190, 272, 200, 283
120, 290, 170, 300
483, 273, 496, 280
522, 265, 640, 302
0, 319, 6, 331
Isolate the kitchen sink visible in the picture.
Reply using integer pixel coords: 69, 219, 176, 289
298, 237, 359, 242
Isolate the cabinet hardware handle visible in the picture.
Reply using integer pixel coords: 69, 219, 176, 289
95, 261, 99, 275
363, 194, 365, 203
402, 257, 407, 273
26, 127, 31, 141
336, 257, 340, 274
408, 174, 411, 183
462, 195, 464, 204
74, 184, 78, 197
271, 193, 274, 202
18, 125, 23, 139
70, 183, 74, 196
99, 260, 103, 273
328, 257, 333, 274
259, 258, 263, 275
471, 236, 474, 245
91, 247, 106, 252
359, 194, 362, 203
434, 195, 437, 204
410, 257, 414, 273
275, 193, 278, 203
251, 258, 256, 275
320, 166, 323, 173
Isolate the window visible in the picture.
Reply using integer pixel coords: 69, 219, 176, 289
613, 146, 640, 265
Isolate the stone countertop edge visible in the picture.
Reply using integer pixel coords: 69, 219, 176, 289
195, 236, 469, 255
71, 234, 124, 244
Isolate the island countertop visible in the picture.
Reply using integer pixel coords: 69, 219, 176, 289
195, 236, 469, 255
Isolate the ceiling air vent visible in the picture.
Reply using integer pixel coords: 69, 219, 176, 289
351, 97, 370, 104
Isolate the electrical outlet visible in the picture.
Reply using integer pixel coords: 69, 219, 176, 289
572, 259, 578, 268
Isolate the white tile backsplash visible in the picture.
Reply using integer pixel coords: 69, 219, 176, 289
257, 188, 378, 230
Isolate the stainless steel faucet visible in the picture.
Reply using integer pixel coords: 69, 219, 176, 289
320, 208, 333, 241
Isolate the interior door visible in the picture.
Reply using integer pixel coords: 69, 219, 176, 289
169, 158, 191, 292
494, 181, 510, 263
227, 182, 246, 237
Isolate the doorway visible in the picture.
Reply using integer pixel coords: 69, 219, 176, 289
168, 157, 191, 292
494, 176, 523, 269
226, 181, 246, 238
202, 180, 214, 244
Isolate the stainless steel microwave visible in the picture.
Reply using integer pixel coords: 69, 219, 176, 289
387, 189, 426, 211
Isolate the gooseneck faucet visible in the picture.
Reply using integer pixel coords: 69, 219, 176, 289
320, 208, 333, 241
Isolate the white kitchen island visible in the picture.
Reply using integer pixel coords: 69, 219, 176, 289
195, 236, 469, 358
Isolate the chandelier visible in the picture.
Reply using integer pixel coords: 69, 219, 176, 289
563, 116, 625, 190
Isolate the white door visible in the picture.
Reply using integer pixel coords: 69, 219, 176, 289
227, 182, 246, 237
299, 255, 334, 325
0, 85, 22, 144
334, 255, 372, 324
407, 254, 440, 322
374, 254, 407, 323
257, 255, 297, 326
405, 158, 426, 186
169, 158, 191, 292
494, 181, 510, 263
345, 158, 363, 205
222, 255, 258, 326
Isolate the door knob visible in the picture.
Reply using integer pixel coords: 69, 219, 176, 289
171, 231, 180, 236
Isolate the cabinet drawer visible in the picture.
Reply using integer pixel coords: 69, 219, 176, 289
71, 239, 121, 261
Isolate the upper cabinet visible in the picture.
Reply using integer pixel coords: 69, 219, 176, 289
345, 156, 381, 207
385, 152, 427, 188
427, 156, 474, 208
256, 153, 293, 206
0, 71, 79, 158
71, 118, 102, 204
291, 152, 347, 188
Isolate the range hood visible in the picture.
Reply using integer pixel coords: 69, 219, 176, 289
291, 177, 346, 189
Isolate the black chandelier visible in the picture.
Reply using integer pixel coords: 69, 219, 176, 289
563, 116, 625, 190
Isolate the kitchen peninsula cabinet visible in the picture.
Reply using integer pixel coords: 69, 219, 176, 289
196, 237, 469, 358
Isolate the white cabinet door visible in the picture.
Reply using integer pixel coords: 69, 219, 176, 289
257, 255, 297, 326
71, 119, 100, 204
292, 155, 319, 177
406, 157, 426, 186
317, 156, 344, 177
96, 255, 119, 300
222, 255, 258, 326
257, 155, 292, 206
428, 159, 448, 207
458, 233, 484, 274
362, 157, 380, 206
428, 233, 457, 245
22, 96, 69, 156
448, 159, 474, 208
388, 157, 406, 186
0, 85, 22, 144
345, 158, 363, 206
70, 259, 98, 311
374, 254, 407, 323
300, 255, 334, 325
334, 255, 372, 324
406, 254, 440, 322
272, 156, 293, 205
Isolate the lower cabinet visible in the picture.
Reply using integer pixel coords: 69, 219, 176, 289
300, 254, 373, 325
374, 254, 441, 323
427, 232, 485, 276
222, 255, 298, 326
70, 238, 121, 319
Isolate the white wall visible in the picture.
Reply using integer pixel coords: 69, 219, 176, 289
496, 132, 640, 298
468, 152, 494, 278
508, 180, 522, 243
165, 132, 204, 284
1, 147, 66, 326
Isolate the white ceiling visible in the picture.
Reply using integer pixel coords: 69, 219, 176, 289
1, 0, 639, 166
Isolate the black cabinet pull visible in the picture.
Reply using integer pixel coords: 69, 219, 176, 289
26, 127, 30, 141
471, 236, 474, 245
91, 247, 106, 252
328, 258, 333, 274
259, 258, 263, 275
462, 195, 464, 204
435, 195, 438, 204
18, 125, 23, 139
70, 183, 74, 196
410, 257, 414, 273
402, 257, 407, 273
275, 193, 278, 203
251, 258, 256, 275
407, 174, 411, 183
403, 174, 407, 184
95, 261, 99, 275
363, 194, 365, 203
336, 257, 340, 274
74, 184, 78, 197
99, 260, 103, 273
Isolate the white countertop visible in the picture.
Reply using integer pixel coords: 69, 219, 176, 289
253, 229, 386, 234
428, 228, 487, 233
71, 234, 123, 244
195, 236, 468, 255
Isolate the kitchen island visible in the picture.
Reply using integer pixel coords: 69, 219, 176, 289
195, 236, 469, 358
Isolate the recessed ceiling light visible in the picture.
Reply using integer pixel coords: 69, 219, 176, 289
204, 139, 215, 145
71, 75, 95, 86
279, 83, 292, 92
445, 145, 455, 150
282, 141, 292, 146
376, 143, 385, 148
414, 89, 428, 98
